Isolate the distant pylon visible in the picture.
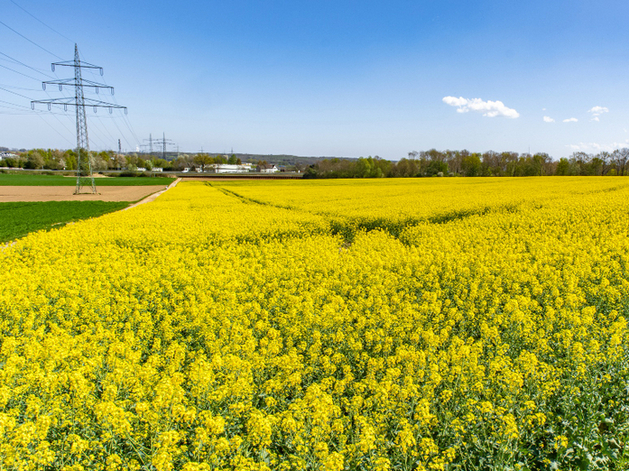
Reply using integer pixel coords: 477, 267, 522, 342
31, 44, 127, 194
72, 45, 93, 194
152, 132, 174, 160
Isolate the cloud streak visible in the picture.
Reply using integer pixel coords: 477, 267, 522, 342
543, 116, 555, 123
443, 96, 519, 118
563, 118, 578, 123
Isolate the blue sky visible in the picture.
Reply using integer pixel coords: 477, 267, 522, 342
2, 0, 629, 160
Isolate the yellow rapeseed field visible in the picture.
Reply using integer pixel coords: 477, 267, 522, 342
1, 177, 629, 470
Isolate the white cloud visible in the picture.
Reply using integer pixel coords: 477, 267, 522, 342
442, 96, 519, 118
588, 106, 609, 116
543, 116, 555, 123
567, 140, 629, 153
563, 118, 578, 123
588, 106, 608, 121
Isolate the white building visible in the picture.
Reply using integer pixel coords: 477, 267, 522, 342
260, 165, 279, 173
209, 163, 253, 173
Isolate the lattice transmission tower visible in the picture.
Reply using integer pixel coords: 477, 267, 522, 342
31, 44, 127, 194
153, 133, 175, 160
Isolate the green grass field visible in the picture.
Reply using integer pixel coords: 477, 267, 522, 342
0, 173, 175, 186
0, 201, 129, 243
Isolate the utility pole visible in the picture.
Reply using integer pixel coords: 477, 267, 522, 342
152, 132, 174, 160
32, 44, 127, 194
142, 134, 153, 155
118, 139, 121, 155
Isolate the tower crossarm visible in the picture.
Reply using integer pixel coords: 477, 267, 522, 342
31, 97, 127, 113
42, 78, 115, 94
51, 59, 103, 75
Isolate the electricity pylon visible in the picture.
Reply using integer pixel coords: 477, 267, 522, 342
142, 134, 153, 155
31, 44, 127, 194
153, 132, 175, 160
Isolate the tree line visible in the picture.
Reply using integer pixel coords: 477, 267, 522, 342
0, 149, 247, 172
3, 147, 629, 177
304, 149, 629, 178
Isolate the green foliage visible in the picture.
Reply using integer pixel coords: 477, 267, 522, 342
0, 201, 129, 243
556, 158, 571, 176
304, 147, 629, 179
462, 153, 482, 177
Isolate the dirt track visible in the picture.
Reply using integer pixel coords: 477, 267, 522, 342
0, 185, 169, 202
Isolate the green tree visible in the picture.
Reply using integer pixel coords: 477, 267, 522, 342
426, 160, 448, 177
461, 153, 482, 177
193, 153, 213, 171
555, 158, 570, 176
24, 152, 44, 169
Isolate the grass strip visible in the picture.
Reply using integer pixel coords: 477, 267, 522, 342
0, 201, 129, 243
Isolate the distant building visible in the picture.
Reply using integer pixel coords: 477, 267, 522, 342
0, 152, 18, 159
208, 163, 253, 174
152, 167, 163, 172
260, 165, 279, 173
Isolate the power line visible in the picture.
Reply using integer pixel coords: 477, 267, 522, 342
34, 113, 74, 146
0, 50, 55, 79
110, 114, 134, 151
82, 61, 142, 149
0, 99, 30, 110
0, 84, 33, 100
90, 114, 118, 149
0, 83, 42, 92
10, 0, 74, 44
0, 62, 43, 82
0, 98, 75, 116
122, 113, 142, 147
0, 19, 63, 59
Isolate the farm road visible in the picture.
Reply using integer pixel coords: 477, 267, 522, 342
122, 178, 181, 210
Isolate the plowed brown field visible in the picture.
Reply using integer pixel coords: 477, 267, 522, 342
0, 185, 168, 202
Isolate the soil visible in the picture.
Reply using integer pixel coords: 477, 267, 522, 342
0, 185, 169, 202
